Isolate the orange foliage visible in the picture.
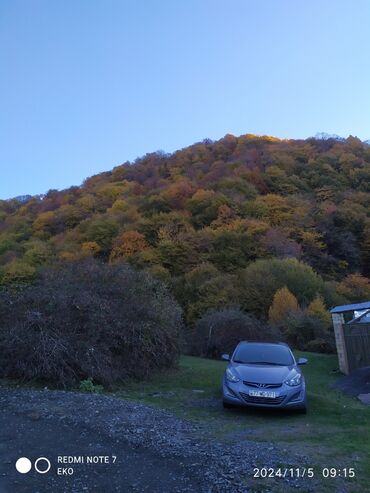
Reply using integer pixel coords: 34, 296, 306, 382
110, 231, 149, 261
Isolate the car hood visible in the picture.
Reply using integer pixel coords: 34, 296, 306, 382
231, 363, 296, 383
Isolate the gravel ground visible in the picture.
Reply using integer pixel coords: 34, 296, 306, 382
0, 388, 338, 492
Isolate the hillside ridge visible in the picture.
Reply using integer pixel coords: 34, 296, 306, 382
1, 132, 370, 323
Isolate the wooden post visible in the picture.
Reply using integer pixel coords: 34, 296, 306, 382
332, 313, 349, 374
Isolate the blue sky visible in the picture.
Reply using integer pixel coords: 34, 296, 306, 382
1, 0, 370, 199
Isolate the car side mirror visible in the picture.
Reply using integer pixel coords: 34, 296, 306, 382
297, 357, 308, 365
221, 354, 230, 361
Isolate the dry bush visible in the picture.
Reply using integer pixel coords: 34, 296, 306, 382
189, 307, 279, 359
0, 261, 182, 388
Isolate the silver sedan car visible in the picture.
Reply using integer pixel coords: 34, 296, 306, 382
222, 341, 307, 413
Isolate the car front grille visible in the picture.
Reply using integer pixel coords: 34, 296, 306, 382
243, 381, 282, 389
240, 392, 285, 405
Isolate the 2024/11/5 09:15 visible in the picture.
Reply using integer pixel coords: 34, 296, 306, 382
252, 467, 356, 478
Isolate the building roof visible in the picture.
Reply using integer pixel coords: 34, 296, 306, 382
330, 301, 370, 314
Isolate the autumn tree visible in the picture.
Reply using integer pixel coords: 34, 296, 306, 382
33, 211, 61, 236
306, 295, 331, 329
110, 231, 149, 262
268, 287, 300, 326
336, 274, 370, 302
163, 179, 194, 209
23, 240, 53, 266
81, 241, 101, 257
251, 194, 294, 227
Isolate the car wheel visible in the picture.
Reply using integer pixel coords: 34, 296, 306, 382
222, 401, 234, 409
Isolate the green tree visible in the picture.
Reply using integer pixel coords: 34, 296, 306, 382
239, 258, 329, 318
84, 218, 119, 252
187, 189, 228, 228
1, 260, 36, 285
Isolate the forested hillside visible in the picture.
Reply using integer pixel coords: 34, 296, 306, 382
1, 133, 370, 337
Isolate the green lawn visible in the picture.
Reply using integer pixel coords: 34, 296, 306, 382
113, 351, 370, 493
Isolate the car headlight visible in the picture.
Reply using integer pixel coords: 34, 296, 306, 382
225, 368, 240, 383
284, 373, 302, 387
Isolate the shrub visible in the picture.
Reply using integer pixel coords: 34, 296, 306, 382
79, 378, 104, 393
189, 307, 279, 359
305, 338, 334, 353
0, 260, 182, 388
284, 312, 335, 353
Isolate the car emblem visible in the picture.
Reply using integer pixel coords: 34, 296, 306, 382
257, 383, 266, 388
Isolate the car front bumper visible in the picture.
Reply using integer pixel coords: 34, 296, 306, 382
222, 377, 306, 409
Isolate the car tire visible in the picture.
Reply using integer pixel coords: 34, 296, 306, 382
222, 401, 234, 409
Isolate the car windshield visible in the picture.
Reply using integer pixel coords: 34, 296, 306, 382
233, 343, 294, 366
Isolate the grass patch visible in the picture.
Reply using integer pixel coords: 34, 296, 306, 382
113, 351, 370, 493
